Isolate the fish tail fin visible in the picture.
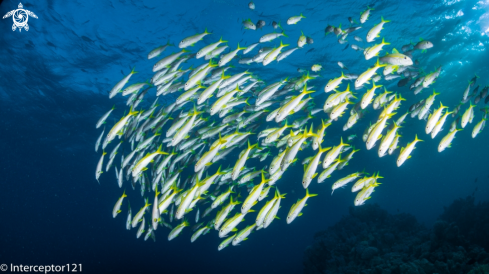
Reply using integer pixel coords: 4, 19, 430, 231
183, 219, 190, 226
376, 58, 386, 67
382, 37, 390, 45
209, 59, 218, 68
414, 134, 424, 142
340, 137, 350, 147
155, 183, 160, 196
304, 88, 316, 95
306, 188, 318, 198
130, 106, 139, 116
283, 119, 290, 129
321, 119, 326, 129
247, 140, 253, 149
381, 16, 390, 23
221, 71, 230, 80
244, 97, 251, 106
278, 21, 283, 30
157, 144, 168, 155
320, 146, 331, 153
218, 132, 227, 145
260, 170, 269, 183
237, 43, 246, 51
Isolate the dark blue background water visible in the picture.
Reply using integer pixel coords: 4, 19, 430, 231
1, 0, 489, 273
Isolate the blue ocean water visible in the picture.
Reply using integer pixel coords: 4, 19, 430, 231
1, 0, 489, 273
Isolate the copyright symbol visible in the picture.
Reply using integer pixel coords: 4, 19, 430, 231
0, 264, 7, 271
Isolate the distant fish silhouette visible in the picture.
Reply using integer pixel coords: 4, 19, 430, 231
81, 36, 93, 43
475, 178, 478, 182
398, 77, 411, 87
472, 186, 478, 196
306, 48, 314, 54
343, 44, 349, 51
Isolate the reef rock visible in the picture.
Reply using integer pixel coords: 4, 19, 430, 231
304, 198, 489, 274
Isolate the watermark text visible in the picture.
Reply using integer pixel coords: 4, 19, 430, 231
0, 264, 82, 273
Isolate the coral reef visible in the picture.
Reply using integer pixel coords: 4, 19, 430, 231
467, 264, 489, 274
439, 196, 489, 252
304, 197, 489, 274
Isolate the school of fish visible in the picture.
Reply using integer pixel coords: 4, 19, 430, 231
94, 4, 488, 249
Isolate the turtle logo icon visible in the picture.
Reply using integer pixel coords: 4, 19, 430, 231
3, 3, 38, 32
